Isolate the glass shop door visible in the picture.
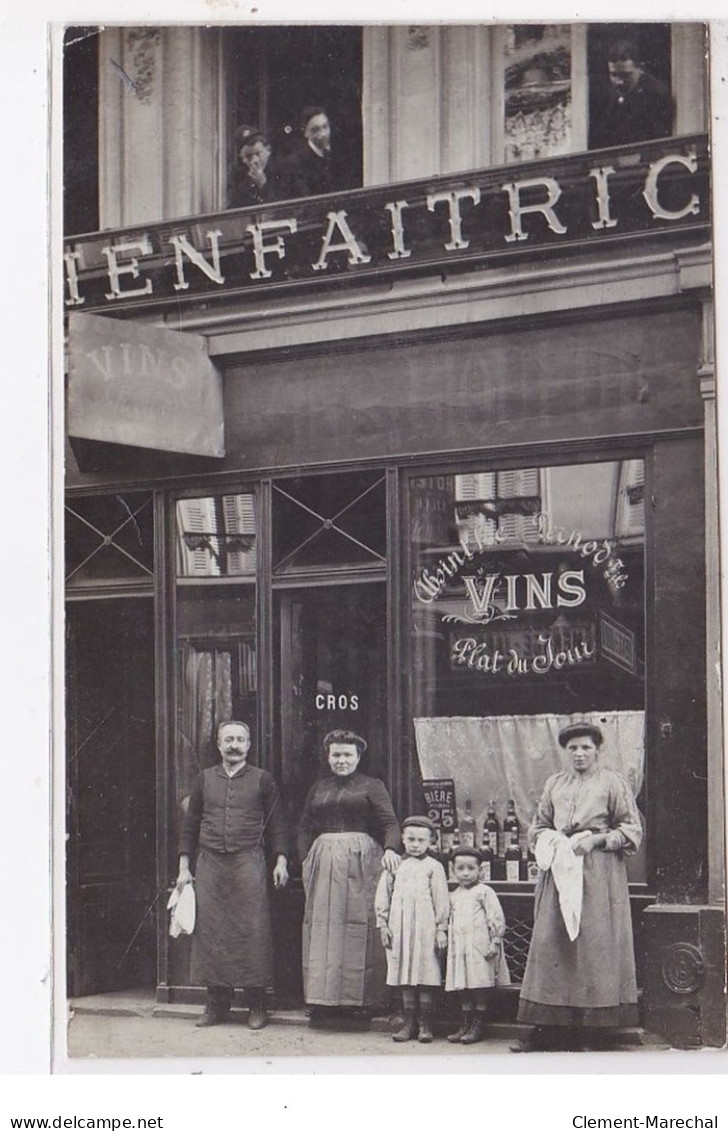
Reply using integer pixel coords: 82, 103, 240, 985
270, 469, 389, 1003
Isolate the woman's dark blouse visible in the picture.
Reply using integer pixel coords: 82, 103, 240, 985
296, 772, 401, 860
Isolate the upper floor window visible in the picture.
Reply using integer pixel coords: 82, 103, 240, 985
63, 26, 99, 235
496, 23, 673, 165
587, 24, 673, 150
225, 27, 363, 209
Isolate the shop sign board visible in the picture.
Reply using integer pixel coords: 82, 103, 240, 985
599, 612, 637, 675
67, 312, 225, 457
63, 135, 709, 313
422, 778, 457, 832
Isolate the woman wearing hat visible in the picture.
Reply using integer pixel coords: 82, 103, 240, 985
513, 721, 642, 1051
297, 730, 401, 1020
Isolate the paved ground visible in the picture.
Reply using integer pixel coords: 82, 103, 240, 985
64, 1010, 516, 1063
61, 994, 665, 1068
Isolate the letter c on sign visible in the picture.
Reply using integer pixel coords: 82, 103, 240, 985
315, 694, 324, 709
643, 152, 700, 221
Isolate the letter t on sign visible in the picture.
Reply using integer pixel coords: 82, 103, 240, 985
427, 189, 481, 250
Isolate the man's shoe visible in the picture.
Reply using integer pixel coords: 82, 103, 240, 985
195, 1005, 227, 1028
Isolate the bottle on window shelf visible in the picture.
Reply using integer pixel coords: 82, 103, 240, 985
526, 845, 539, 882
441, 823, 455, 855
483, 799, 499, 856
502, 798, 520, 857
460, 799, 476, 848
505, 826, 522, 882
480, 842, 494, 883
448, 825, 461, 881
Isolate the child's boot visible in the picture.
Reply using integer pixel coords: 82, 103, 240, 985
392, 1011, 418, 1042
417, 1004, 434, 1043
447, 1009, 473, 1043
461, 1011, 486, 1044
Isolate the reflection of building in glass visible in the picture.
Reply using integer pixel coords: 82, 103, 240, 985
503, 25, 573, 162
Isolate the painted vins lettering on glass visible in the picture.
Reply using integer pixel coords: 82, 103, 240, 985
413, 511, 628, 607
462, 570, 586, 615
451, 632, 596, 676
64, 151, 701, 306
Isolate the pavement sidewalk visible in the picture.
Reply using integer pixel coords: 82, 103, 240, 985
61, 991, 663, 1067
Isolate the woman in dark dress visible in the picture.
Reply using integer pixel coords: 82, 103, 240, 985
297, 729, 401, 1017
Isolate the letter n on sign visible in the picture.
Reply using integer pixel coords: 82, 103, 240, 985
67, 312, 225, 457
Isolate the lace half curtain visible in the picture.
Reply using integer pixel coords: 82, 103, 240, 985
414, 710, 646, 880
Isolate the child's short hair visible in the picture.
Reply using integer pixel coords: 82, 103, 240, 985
450, 845, 482, 865
402, 815, 437, 833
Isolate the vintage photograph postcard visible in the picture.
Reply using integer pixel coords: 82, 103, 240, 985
56, 15, 727, 1068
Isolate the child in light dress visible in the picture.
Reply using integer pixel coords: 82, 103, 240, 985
374, 815, 449, 1042
445, 845, 510, 1044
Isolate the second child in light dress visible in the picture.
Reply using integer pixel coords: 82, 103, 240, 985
375, 815, 449, 1043
445, 846, 510, 1044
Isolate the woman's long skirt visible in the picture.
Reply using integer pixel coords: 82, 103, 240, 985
517, 849, 639, 1028
191, 846, 273, 989
301, 832, 387, 1008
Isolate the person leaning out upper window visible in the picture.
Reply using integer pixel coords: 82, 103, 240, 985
590, 39, 673, 150
278, 106, 351, 200
228, 126, 279, 209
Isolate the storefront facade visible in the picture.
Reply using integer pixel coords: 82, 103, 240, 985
62, 23, 725, 1048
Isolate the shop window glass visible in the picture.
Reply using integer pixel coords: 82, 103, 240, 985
174, 493, 258, 809
409, 459, 646, 887
502, 25, 575, 163
272, 471, 386, 575
176, 495, 256, 578
65, 492, 154, 587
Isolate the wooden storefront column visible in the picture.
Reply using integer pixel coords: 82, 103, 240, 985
698, 299, 725, 909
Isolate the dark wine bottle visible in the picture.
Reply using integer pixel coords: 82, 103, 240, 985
448, 825, 461, 881
505, 826, 522, 882
503, 798, 520, 858
460, 799, 476, 848
484, 799, 499, 856
480, 843, 494, 883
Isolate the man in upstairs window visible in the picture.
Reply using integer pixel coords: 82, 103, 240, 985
279, 106, 349, 199
591, 39, 673, 150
